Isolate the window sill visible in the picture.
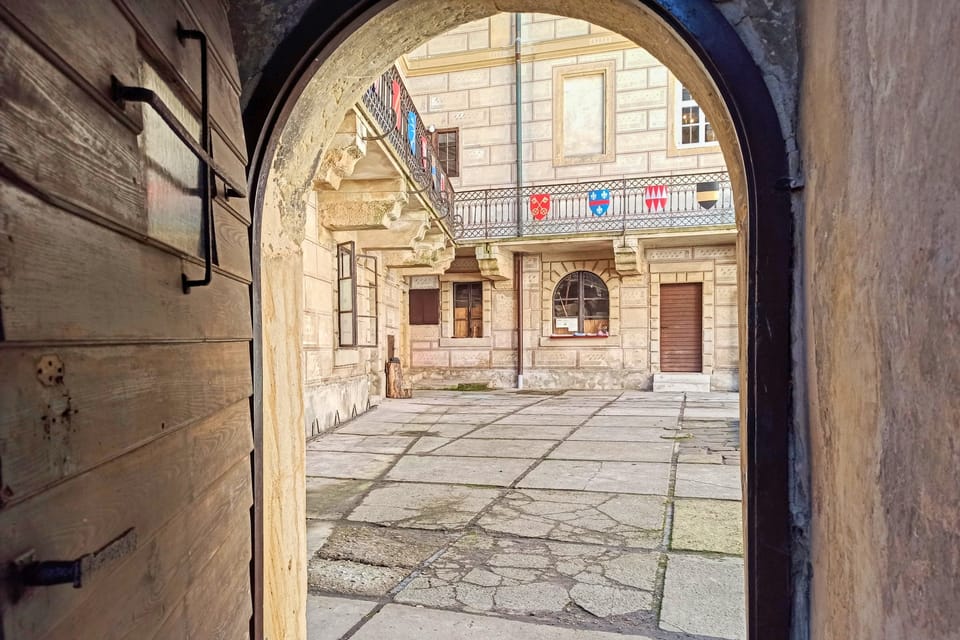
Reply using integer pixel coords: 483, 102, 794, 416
539, 335, 621, 347
548, 334, 610, 339
439, 336, 493, 348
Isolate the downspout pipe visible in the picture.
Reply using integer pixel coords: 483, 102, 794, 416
515, 252, 524, 389
514, 13, 523, 238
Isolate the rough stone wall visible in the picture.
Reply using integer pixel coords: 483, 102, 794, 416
800, 1, 960, 638
408, 244, 738, 390
300, 190, 405, 437
403, 14, 727, 191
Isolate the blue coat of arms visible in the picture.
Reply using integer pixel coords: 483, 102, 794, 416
588, 189, 610, 217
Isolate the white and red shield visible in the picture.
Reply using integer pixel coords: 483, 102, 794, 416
644, 184, 668, 213
529, 193, 551, 221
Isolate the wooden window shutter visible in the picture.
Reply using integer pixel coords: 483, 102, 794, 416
409, 289, 439, 325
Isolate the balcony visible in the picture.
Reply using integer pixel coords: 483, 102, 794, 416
451, 172, 735, 241
358, 65, 456, 232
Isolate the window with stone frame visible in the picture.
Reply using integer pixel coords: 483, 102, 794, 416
453, 281, 483, 338
676, 81, 718, 147
552, 61, 616, 166
434, 128, 459, 177
552, 271, 610, 335
337, 241, 356, 347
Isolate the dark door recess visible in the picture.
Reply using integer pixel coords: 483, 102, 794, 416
660, 283, 703, 372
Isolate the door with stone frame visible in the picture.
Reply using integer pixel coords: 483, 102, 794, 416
659, 283, 703, 372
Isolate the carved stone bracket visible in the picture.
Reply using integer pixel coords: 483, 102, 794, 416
475, 243, 514, 281
318, 178, 407, 230
613, 236, 645, 276
313, 111, 367, 191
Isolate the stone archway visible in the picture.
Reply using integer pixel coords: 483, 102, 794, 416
244, 2, 795, 638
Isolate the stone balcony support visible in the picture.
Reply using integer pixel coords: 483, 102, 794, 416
314, 111, 367, 191
613, 236, 645, 276
354, 209, 432, 252
317, 178, 407, 231
475, 243, 514, 281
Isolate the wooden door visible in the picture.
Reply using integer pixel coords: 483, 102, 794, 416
660, 283, 703, 372
0, 0, 254, 637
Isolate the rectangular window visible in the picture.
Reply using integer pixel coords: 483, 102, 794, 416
434, 128, 459, 177
453, 282, 483, 338
676, 82, 717, 148
409, 288, 440, 325
337, 241, 356, 347
553, 61, 616, 165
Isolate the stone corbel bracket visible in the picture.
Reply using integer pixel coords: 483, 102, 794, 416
318, 178, 407, 231
314, 111, 367, 191
613, 236, 645, 276
475, 243, 514, 281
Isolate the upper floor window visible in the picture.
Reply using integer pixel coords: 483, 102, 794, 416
453, 282, 483, 337
552, 271, 609, 336
434, 128, 459, 177
676, 82, 718, 148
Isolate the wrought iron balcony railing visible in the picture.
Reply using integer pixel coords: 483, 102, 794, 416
360, 65, 455, 227
452, 172, 735, 241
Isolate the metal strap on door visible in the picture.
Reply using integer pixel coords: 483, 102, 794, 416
111, 23, 247, 294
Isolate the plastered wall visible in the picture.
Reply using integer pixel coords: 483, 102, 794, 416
802, 0, 960, 637
403, 14, 727, 191
408, 243, 738, 390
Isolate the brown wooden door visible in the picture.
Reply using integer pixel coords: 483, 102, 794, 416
660, 283, 703, 372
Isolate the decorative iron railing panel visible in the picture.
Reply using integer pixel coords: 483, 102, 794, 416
360, 65, 455, 227
452, 172, 735, 240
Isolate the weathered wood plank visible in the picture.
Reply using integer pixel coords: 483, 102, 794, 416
0, 181, 252, 342
0, 399, 253, 639
215, 201, 252, 282
0, 22, 145, 232
179, 0, 243, 88
0, 341, 252, 509
186, 520, 254, 639
1, 0, 143, 129
116, 0, 247, 161
44, 457, 252, 640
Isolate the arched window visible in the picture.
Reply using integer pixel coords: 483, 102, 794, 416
552, 271, 609, 336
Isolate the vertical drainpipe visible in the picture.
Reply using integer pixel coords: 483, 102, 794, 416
516, 251, 524, 389
514, 13, 523, 238
514, 14, 524, 389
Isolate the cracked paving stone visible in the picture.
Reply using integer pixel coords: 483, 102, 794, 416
570, 583, 653, 617
674, 463, 742, 500
348, 482, 501, 530
306, 477, 372, 520
478, 489, 665, 548
308, 558, 407, 596
519, 460, 671, 495
393, 533, 659, 623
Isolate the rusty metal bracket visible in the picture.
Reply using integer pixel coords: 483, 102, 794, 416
111, 22, 246, 293
10, 528, 137, 599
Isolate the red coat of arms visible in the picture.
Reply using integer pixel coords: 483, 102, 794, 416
529, 193, 551, 221
644, 184, 668, 213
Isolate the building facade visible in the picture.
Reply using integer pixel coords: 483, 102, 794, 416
396, 13, 740, 394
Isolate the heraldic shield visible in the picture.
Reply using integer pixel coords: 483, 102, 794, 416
696, 181, 720, 210
588, 189, 611, 216
530, 193, 550, 221
644, 184, 668, 213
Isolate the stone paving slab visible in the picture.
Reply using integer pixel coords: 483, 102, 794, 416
306, 451, 396, 480
492, 414, 589, 426
671, 498, 744, 555
674, 463, 742, 500
419, 437, 558, 459
518, 405, 602, 415
306, 477, 372, 519
308, 434, 414, 455
306, 594, 376, 640
386, 455, 535, 486
467, 425, 579, 440
348, 482, 501, 529
682, 407, 741, 419
659, 554, 745, 639
351, 604, 657, 640
582, 415, 679, 428
394, 533, 660, 624
477, 489, 665, 548
569, 426, 675, 443
549, 441, 675, 463
597, 406, 681, 417
339, 422, 476, 438
519, 461, 671, 495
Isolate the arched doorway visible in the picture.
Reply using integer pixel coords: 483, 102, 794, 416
242, 2, 795, 638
